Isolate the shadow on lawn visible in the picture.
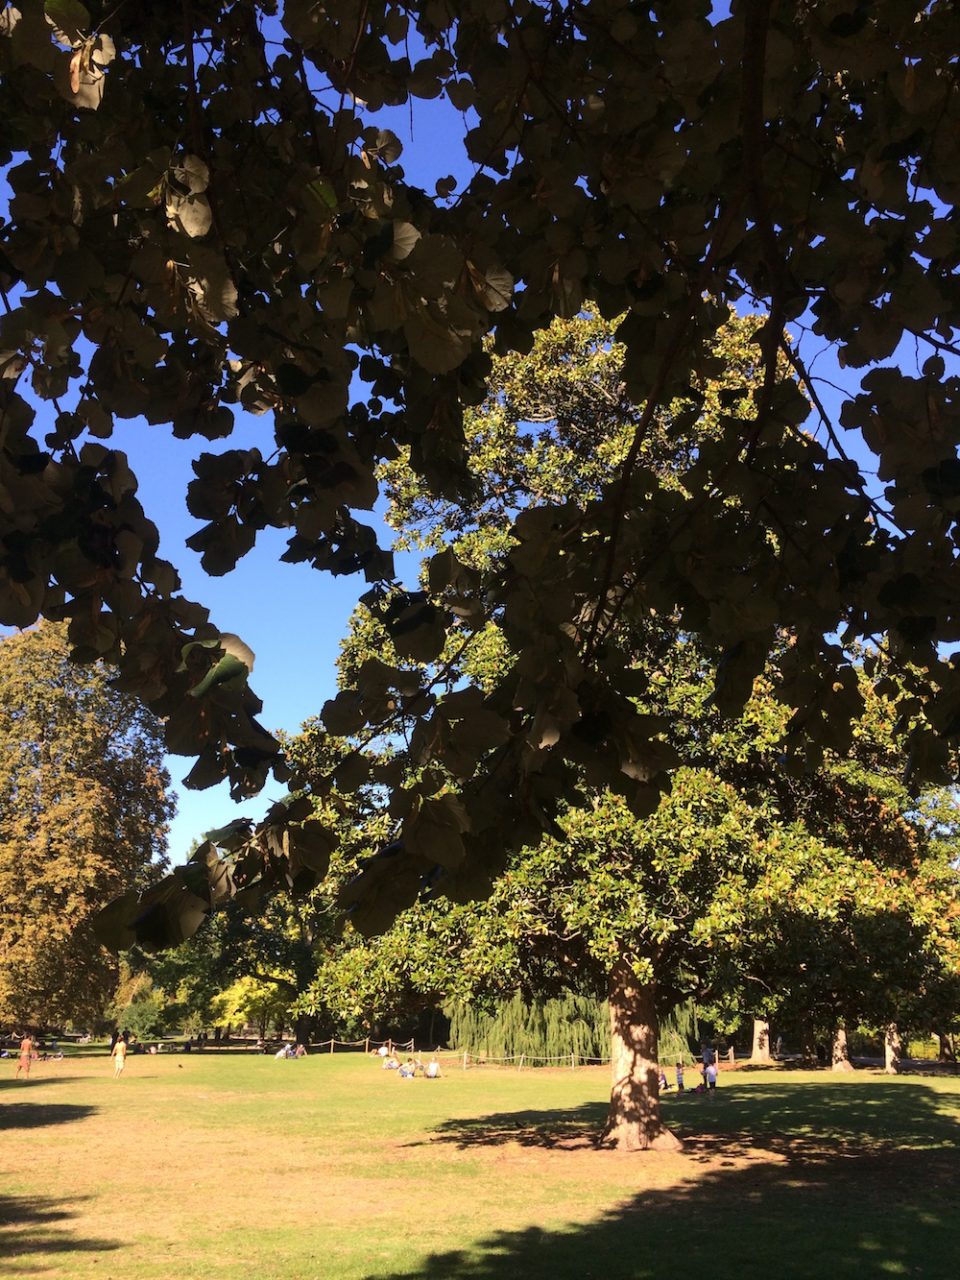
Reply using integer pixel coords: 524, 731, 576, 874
416, 1080, 960, 1155
405, 1101, 607, 1150
0, 1101, 97, 1131
383, 1082, 958, 1280
0, 1075, 89, 1096
0, 1194, 119, 1269
373, 1149, 957, 1280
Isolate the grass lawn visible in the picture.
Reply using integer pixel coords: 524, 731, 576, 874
1, 1051, 957, 1279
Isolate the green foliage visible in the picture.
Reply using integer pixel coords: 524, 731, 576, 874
2, 4, 960, 940
445, 992, 609, 1063
108, 960, 172, 1040
298, 311, 960, 1069
218, 974, 291, 1038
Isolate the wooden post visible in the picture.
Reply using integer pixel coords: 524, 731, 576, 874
364, 1037, 369, 1055
571, 1052, 576, 1070
463, 1050, 468, 1071
329, 1038, 335, 1055
518, 1054, 525, 1073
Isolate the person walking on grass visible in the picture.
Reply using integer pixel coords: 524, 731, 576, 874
111, 1033, 128, 1079
15, 1032, 33, 1080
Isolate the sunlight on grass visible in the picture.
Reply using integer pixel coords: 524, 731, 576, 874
2, 1055, 958, 1279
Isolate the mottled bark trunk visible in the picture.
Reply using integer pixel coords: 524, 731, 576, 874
884, 1023, 901, 1075
937, 1032, 955, 1062
601, 961, 682, 1152
831, 1026, 854, 1071
751, 1018, 772, 1064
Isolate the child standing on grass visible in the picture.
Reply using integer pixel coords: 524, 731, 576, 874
675, 1061, 685, 1091
111, 1034, 127, 1079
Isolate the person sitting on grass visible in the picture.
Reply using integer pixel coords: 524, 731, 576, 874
383, 1053, 400, 1070
398, 1058, 417, 1078
424, 1056, 441, 1079
658, 1067, 671, 1091
294, 1043, 307, 1058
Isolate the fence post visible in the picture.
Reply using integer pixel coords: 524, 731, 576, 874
518, 1054, 524, 1073
462, 1050, 468, 1072
329, 1038, 335, 1055
571, 1052, 576, 1070
364, 1037, 369, 1055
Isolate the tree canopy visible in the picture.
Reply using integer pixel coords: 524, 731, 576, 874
287, 308, 960, 1147
0, 621, 173, 1025
3, 1, 960, 939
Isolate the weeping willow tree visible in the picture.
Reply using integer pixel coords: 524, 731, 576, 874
446, 993, 608, 1063
657, 1002, 701, 1067
445, 994, 700, 1066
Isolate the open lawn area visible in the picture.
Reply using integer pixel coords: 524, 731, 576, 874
2, 1053, 958, 1279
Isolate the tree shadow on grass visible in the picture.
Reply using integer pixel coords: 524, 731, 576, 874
0, 1075, 87, 1092
0, 1187, 119, 1269
413, 1081, 960, 1156
373, 1146, 958, 1280
404, 1101, 607, 1151
0, 1194, 120, 1271
383, 1082, 959, 1280
0, 1102, 98, 1131
677, 1080, 960, 1158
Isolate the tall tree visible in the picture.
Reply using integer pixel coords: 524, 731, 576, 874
294, 311, 960, 1148
2, 4, 960, 933
0, 622, 173, 1025
307, 659, 960, 1148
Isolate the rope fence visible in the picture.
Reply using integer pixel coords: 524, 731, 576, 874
313, 1037, 611, 1069
314, 1037, 416, 1055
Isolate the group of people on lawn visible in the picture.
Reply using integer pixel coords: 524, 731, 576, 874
658, 1046, 719, 1095
376, 1043, 441, 1078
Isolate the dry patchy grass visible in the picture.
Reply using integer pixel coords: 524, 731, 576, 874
2, 1052, 958, 1279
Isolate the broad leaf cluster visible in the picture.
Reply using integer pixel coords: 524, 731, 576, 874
3, 3, 960, 940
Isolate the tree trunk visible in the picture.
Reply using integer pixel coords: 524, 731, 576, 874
751, 1018, 772, 1064
937, 1032, 956, 1062
601, 961, 682, 1152
831, 1026, 854, 1071
884, 1023, 901, 1075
